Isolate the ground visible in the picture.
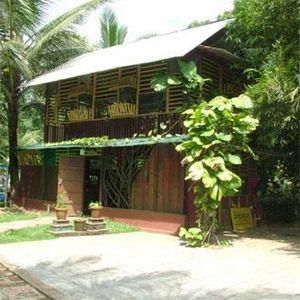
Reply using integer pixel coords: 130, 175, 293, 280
0, 263, 48, 299
0, 227, 299, 300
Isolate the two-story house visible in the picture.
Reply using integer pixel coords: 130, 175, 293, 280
17, 21, 258, 233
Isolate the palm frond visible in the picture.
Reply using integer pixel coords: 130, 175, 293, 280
0, 39, 32, 78
99, 7, 127, 48
29, 0, 104, 59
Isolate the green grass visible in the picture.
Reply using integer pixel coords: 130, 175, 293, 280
104, 219, 139, 233
0, 211, 39, 223
0, 225, 56, 244
0, 219, 138, 244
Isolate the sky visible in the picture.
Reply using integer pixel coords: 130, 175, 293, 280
46, 0, 233, 44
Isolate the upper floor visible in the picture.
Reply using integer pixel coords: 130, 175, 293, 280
27, 21, 244, 143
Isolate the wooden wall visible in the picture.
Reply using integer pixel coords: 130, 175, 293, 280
19, 166, 58, 201
57, 157, 85, 215
131, 145, 184, 214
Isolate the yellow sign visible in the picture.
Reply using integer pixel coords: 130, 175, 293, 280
230, 207, 254, 231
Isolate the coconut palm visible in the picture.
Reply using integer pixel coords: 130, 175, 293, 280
0, 0, 105, 193
99, 7, 127, 48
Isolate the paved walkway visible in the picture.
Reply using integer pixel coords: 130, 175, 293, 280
0, 229, 299, 300
0, 216, 53, 233
0, 263, 48, 299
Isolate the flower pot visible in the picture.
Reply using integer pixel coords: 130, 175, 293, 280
55, 208, 68, 220
89, 207, 102, 219
74, 219, 86, 231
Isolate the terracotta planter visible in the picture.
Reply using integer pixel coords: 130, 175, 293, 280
74, 219, 86, 231
55, 208, 68, 220
89, 207, 102, 219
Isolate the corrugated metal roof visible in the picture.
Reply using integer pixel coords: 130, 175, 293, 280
27, 21, 227, 87
18, 135, 189, 150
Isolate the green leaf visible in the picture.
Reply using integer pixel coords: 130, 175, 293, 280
202, 175, 217, 188
178, 60, 197, 79
188, 227, 202, 235
182, 109, 194, 115
167, 75, 181, 85
179, 227, 188, 238
183, 120, 193, 128
192, 137, 203, 145
230, 94, 253, 109
150, 73, 168, 91
216, 170, 233, 181
210, 184, 222, 201
226, 154, 242, 165
200, 129, 215, 137
216, 133, 232, 142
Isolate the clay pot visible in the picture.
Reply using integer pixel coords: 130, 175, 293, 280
89, 208, 102, 219
74, 219, 86, 231
55, 208, 68, 220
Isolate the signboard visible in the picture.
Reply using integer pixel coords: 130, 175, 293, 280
0, 164, 9, 206
230, 207, 254, 231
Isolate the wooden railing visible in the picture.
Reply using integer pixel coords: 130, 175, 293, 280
44, 113, 185, 143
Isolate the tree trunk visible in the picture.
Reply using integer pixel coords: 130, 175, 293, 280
7, 85, 19, 198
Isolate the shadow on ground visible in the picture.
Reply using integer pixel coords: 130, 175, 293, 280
222, 224, 300, 256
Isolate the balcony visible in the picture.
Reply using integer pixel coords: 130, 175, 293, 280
44, 113, 185, 143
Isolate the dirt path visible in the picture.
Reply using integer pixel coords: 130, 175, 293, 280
0, 262, 49, 299
0, 216, 53, 233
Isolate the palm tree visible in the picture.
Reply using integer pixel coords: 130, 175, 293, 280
0, 0, 105, 194
99, 7, 127, 48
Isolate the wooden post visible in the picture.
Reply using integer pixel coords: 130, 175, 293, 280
92, 73, 96, 119
136, 65, 140, 116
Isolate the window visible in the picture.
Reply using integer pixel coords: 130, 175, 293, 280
78, 93, 93, 108
139, 92, 166, 114
119, 87, 136, 104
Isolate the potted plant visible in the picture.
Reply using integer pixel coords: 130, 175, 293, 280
55, 192, 68, 220
88, 201, 103, 219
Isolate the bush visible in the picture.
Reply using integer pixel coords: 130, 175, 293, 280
259, 165, 299, 224
261, 196, 298, 224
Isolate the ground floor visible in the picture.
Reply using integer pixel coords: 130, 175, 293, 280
0, 228, 299, 299
17, 144, 259, 234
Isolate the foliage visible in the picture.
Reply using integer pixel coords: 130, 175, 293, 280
0, 211, 38, 223
151, 60, 211, 102
88, 201, 103, 209
0, 225, 55, 244
217, 10, 233, 21
104, 219, 139, 233
227, 0, 299, 204
55, 192, 68, 209
187, 20, 211, 29
227, 0, 299, 65
98, 7, 127, 48
179, 227, 204, 247
0, 0, 104, 192
176, 94, 258, 245
259, 165, 299, 224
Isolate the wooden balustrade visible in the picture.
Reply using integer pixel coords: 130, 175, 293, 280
44, 113, 185, 143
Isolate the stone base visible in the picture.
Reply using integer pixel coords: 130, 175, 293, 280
48, 229, 108, 237
88, 217, 105, 223
49, 220, 73, 233
86, 221, 106, 231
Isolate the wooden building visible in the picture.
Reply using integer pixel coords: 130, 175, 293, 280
17, 21, 258, 234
